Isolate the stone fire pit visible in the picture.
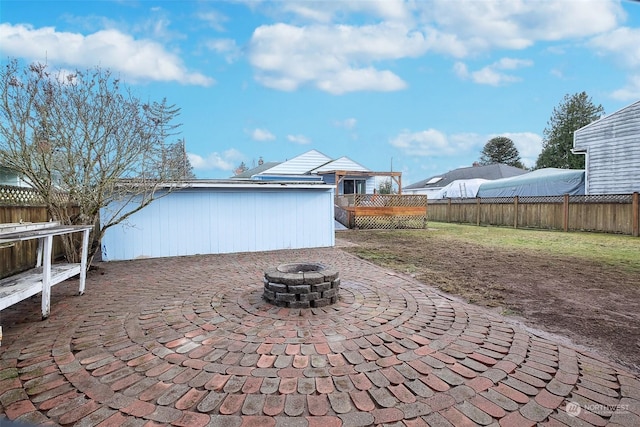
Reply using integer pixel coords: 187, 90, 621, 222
263, 263, 340, 308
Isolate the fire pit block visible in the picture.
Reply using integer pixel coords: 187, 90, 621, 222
263, 263, 340, 308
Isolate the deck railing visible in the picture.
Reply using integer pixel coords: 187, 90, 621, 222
335, 194, 428, 229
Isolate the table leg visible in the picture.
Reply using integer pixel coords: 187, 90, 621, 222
79, 228, 90, 295
36, 237, 43, 267
41, 234, 53, 319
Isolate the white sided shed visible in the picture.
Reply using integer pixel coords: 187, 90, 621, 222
100, 181, 335, 261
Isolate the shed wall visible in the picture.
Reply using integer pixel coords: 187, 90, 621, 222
101, 187, 335, 261
574, 100, 640, 195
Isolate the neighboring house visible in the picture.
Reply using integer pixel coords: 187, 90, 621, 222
403, 163, 527, 198
232, 161, 281, 180
0, 165, 64, 189
573, 99, 640, 195
233, 149, 401, 195
0, 166, 31, 188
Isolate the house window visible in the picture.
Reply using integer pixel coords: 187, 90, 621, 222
343, 179, 366, 194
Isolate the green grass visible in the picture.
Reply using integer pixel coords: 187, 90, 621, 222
418, 221, 640, 273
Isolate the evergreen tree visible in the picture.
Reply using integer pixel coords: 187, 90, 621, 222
535, 92, 604, 169
164, 139, 196, 179
479, 136, 524, 168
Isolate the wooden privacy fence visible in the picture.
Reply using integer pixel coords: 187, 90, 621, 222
428, 193, 640, 237
0, 185, 76, 278
335, 194, 428, 229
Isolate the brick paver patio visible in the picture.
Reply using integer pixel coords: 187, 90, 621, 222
1, 247, 639, 426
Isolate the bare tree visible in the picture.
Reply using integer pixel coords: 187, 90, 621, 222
0, 59, 186, 264
377, 178, 395, 194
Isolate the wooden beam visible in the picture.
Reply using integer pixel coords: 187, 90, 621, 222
353, 206, 428, 216
563, 194, 569, 232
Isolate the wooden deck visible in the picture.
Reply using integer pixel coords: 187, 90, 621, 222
335, 194, 428, 229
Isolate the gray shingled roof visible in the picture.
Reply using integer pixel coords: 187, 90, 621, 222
232, 162, 281, 179
404, 164, 527, 190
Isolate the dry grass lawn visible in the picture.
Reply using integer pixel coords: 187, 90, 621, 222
337, 222, 640, 373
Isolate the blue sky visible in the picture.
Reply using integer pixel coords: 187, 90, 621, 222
1, 0, 639, 186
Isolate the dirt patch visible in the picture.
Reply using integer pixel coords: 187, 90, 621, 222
337, 230, 640, 373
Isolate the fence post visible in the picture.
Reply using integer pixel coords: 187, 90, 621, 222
633, 192, 639, 237
563, 194, 569, 232
447, 198, 452, 223
476, 198, 481, 226
424, 196, 428, 229
514, 196, 519, 229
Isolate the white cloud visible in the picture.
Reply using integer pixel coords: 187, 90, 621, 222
132, 7, 186, 43
281, 3, 334, 23
206, 38, 242, 63
188, 148, 243, 171
588, 27, 640, 101
0, 23, 213, 86
589, 27, 640, 69
420, 0, 623, 54
610, 75, 640, 102
390, 129, 463, 156
316, 67, 407, 94
245, 1, 625, 94
287, 134, 311, 144
248, 22, 423, 93
453, 62, 469, 79
249, 128, 276, 141
455, 58, 533, 86
282, 0, 412, 24
197, 10, 229, 32
390, 129, 542, 168
334, 118, 357, 130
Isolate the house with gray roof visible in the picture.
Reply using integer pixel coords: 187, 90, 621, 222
233, 149, 401, 195
403, 163, 527, 198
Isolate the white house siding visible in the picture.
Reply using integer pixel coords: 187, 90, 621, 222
403, 187, 441, 199
0, 167, 31, 187
101, 184, 335, 261
574, 100, 640, 195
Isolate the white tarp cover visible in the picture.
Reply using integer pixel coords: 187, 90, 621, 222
477, 168, 585, 197
432, 179, 489, 199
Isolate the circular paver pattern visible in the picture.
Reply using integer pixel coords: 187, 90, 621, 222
0, 247, 639, 426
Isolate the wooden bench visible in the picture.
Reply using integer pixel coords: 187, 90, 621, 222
0, 221, 92, 345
